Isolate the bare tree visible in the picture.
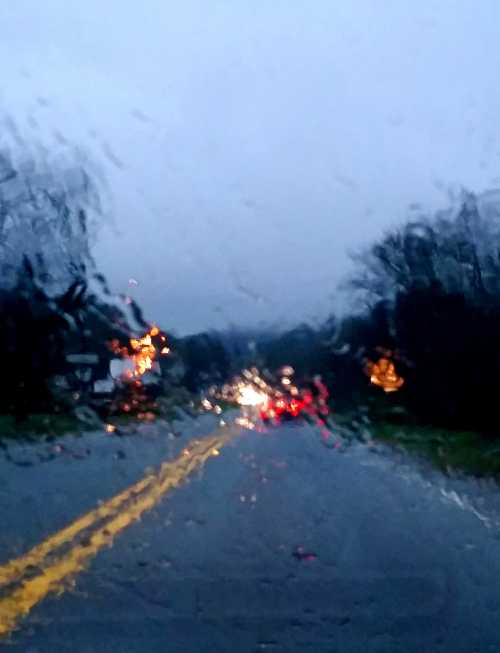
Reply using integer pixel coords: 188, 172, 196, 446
0, 148, 101, 293
348, 189, 500, 307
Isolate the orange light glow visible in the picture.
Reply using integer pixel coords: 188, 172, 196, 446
365, 356, 404, 393
108, 325, 169, 379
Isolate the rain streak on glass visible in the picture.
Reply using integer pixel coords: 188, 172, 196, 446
2, 3, 500, 653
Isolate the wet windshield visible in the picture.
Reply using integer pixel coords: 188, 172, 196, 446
1, 3, 500, 652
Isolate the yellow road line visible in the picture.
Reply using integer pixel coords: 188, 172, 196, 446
0, 428, 236, 588
0, 424, 241, 638
0, 464, 161, 587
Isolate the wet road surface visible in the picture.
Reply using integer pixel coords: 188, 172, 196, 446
1, 416, 500, 652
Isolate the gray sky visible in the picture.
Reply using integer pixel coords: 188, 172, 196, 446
1, 1, 500, 334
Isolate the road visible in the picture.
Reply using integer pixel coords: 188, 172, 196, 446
1, 415, 500, 652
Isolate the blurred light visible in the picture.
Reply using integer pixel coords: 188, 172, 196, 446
365, 356, 404, 392
237, 384, 268, 407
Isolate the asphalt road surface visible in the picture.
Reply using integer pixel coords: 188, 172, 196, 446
2, 415, 500, 652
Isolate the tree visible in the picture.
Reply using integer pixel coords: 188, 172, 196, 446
176, 333, 230, 392
345, 188, 500, 432
0, 147, 145, 415
349, 190, 500, 307
0, 149, 100, 293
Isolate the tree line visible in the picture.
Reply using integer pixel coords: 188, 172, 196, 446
3, 142, 500, 437
249, 189, 500, 435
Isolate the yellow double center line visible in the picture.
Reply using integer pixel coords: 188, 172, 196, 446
0, 424, 241, 638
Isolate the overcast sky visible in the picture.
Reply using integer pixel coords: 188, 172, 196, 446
1, 1, 500, 334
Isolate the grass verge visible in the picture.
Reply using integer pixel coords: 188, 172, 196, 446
371, 421, 500, 479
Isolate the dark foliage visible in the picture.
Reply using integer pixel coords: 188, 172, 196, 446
175, 332, 231, 392
0, 150, 144, 417
340, 189, 500, 433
